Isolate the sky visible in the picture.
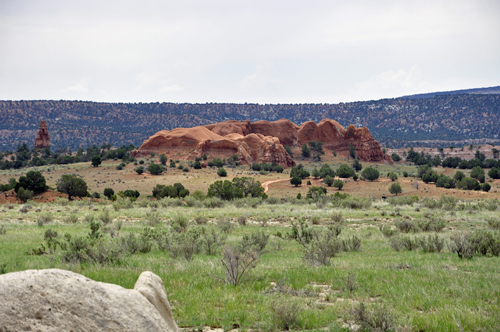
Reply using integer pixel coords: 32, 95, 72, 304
1, 0, 499, 104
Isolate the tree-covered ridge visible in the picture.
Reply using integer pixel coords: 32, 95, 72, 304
1, 93, 499, 151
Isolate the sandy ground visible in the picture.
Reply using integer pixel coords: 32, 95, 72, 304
1, 154, 499, 204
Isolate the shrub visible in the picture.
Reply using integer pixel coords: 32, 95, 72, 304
290, 222, 342, 265
417, 217, 445, 232
99, 209, 112, 225
201, 228, 227, 255
37, 213, 53, 226
351, 302, 395, 332
395, 220, 418, 233
391, 153, 401, 162
387, 172, 398, 181
18, 171, 48, 194
184, 196, 198, 207
418, 234, 445, 253
203, 197, 225, 208
56, 174, 88, 200
342, 235, 362, 252
135, 166, 144, 175
171, 214, 188, 232
439, 195, 458, 210
191, 190, 206, 200
340, 196, 371, 209
324, 175, 334, 186
449, 232, 475, 259
362, 167, 379, 181
217, 217, 234, 233
64, 213, 79, 223
194, 215, 208, 225
333, 179, 344, 190
290, 176, 302, 187
237, 215, 247, 225
337, 164, 355, 178
147, 163, 163, 175
182, 167, 190, 173
387, 195, 419, 206
271, 298, 302, 331
103, 188, 114, 199
217, 168, 227, 177
217, 246, 259, 285
487, 218, 500, 230
239, 230, 270, 254
379, 225, 397, 238
330, 211, 344, 224
388, 182, 402, 196
17, 187, 34, 203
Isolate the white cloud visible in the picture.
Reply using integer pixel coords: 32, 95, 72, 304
240, 63, 279, 92
160, 85, 184, 93
60, 79, 90, 93
347, 66, 435, 101
1, 0, 499, 103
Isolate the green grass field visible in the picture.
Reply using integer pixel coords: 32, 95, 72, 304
1, 194, 500, 331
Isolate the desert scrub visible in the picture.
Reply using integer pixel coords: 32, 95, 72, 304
379, 225, 398, 238
389, 235, 420, 251
203, 197, 224, 208
171, 213, 188, 232
387, 195, 419, 206
216, 217, 234, 233
216, 245, 259, 285
99, 209, 113, 225
351, 302, 395, 332
487, 218, 500, 230
144, 209, 162, 227
394, 220, 419, 233
270, 297, 303, 330
201, 227, 226, 255
37, 213, 53, 226
290, 222, 342, 265
237, 214, 247, 226
64, 213, 79, 224
418, 234, 445, 253
416, 216, 445, 232
329, 211, 344, 224
239, 230, 270, 254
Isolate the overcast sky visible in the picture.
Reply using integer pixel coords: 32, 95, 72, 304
1, 0, 499, 104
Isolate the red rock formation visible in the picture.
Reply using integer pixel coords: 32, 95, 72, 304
131, 126, 295, 168
133, 118, 390, 167
297, 120, 391, 162
35, 121, 50, 150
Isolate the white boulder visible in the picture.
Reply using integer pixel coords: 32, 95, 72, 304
0, 269, 179, 332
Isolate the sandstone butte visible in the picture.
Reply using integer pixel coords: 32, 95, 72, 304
35, 120, 50, 150
132, 119, 392, 167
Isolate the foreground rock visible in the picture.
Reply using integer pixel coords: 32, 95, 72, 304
0, 269, 179, 332
132, 119, 390, 165
35, 120, 50, 150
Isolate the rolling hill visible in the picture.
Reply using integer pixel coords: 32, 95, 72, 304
1, 86, 499, 151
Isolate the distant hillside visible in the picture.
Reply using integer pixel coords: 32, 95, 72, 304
1, 88, 499, 151
403, 86, 500, 99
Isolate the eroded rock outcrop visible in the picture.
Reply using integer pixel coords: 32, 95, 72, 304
0, 269, 179, 332
297, 120, 391, 162
35, 120, 50, 150
132, 125, 296, 168
133, 118, 390, 166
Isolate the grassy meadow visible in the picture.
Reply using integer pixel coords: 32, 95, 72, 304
1, 189, 500, 331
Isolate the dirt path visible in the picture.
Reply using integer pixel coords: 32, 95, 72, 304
261, 179, 289, 193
